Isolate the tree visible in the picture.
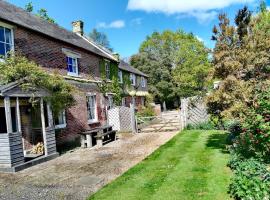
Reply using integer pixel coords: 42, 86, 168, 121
207, 6, 270, 123
24, 2, 56, 24
37, 8, 56, 24
25, 2, 33, 12
131, 30, 211, 108
89, 29, 113, 51
235, 6, 251, 42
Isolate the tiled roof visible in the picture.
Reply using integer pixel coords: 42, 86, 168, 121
0, 0, 117, 61
119, 60, 148, 77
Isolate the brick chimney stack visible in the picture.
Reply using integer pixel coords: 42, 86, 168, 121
72, 20, 84, 36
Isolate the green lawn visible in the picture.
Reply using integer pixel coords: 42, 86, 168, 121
89, 130, 232, 200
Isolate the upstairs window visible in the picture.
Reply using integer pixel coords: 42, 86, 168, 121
130, 73, 136, 86
118, 69, 123, 83
66, 56, 78, 77
141, 77, 146, 88
87, 94, 97, 123
105, 62, 110, 80
0, 25, 13, 57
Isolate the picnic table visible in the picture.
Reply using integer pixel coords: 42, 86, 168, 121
80, 125, 117, 148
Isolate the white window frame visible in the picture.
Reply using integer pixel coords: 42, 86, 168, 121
0, 22, 14, 59
86, 93, 98, 124
107, 94, 114, 110
141, 77, 146, 88
118, 69, 123, 83
54, 110, 67, 129
105, 61, 110, 80
62, 49, 81, 77
130, 73, 136, 86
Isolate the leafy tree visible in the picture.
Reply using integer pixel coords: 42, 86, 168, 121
235, 6, 251, 42
24, 2, 56, 24
131, 30, 211, 108
89, 29, 113, 51
37, 8, 56, 24
25, 2, 33, 12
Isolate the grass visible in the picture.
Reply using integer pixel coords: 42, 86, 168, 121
88, 130, 232, 200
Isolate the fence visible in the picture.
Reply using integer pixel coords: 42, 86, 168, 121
180, 97, 208, 129
107, 105, 136, 133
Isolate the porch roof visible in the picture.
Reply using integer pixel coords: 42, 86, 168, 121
0, 81, 49, 97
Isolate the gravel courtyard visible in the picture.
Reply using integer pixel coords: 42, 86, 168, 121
0, 131, 178, 200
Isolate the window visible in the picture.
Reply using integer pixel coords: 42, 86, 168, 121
105, 62, 110, 79
118, 69, 123, 83
0, 25, 13, 57
66, 56, 78, 76
141, 77, 146, 88
87, 95, 97, 123
54, 110, 66, 129
130, 73, 136, 86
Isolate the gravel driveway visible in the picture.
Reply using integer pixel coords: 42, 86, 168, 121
0, 131, 179, 200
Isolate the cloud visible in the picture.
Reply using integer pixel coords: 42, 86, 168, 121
130, 18, 143, 26
97, 20, 125, 29
195, 35, 204, 42
127, 0, 255, 23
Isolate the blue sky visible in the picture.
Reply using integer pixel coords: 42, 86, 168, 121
8, 0, 266, 58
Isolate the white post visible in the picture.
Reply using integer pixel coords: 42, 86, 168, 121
46, 102, 53, 128
130, 103, 136, 133
16, 97, 22, 133
4, 97, 12, 133
40, 98, 48, 156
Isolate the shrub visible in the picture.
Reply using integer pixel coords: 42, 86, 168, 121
136, 105, 155, 118
186, 121, 215, 130
229, 157, 270, 200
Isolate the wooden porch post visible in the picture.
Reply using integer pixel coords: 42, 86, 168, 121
46, 102, 53, 128
40, 98, 48, 156
4, 97, 12, 133
16, 97, 22, 133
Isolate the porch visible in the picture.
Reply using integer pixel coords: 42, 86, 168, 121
0, 82, 58, 172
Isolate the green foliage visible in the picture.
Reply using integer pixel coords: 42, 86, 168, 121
131, 30, 211, 107
25, 2, 33, 12
97, 76, 124, 106
37, 8, 56, 24
25, 2, 56, 24
89, 28, 113, 51
186, 121, 215, 130
0, 55, 75, 115
228, 157, 270, 200
232, 86, 270, 160
136, 106, 155, 118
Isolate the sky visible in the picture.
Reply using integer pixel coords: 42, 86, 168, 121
7, 0, 267, 58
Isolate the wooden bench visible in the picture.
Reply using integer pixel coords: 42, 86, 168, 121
80, 125, 117, 148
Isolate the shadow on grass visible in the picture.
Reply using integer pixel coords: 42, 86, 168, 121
206, 133, 229, 154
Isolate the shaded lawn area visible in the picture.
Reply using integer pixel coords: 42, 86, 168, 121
89, 130, 232, 200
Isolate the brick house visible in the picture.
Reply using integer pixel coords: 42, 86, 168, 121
0, 1, 148, 172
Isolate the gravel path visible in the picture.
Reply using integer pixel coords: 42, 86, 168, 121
0, 131, 179, 200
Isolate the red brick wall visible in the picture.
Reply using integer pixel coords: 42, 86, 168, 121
124, 96, 145, 108
13, 26, 109, 145
14, 26, 101, 79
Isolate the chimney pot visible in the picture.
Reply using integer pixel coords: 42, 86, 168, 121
72, 20, 84, 36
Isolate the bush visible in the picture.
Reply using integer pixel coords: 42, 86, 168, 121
229, 157, 270, 200
136, 105, 155, 118
185, 121, 215, 130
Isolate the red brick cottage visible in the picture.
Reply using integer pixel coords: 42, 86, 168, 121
0, 1, 148, 171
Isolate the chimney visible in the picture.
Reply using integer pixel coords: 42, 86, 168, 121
113, 53, 120, 62
72, 20, 84, 36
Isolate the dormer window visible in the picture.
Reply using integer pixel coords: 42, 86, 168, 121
130, 73, 136, 86
0, 25, 14, 57
141, 77, 146, 88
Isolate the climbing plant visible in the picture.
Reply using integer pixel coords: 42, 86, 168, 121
0, 55, 75, 115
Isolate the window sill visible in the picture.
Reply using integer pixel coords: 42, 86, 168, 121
55, 124, 67, 129
88, 120, 99, 125
67, 72, 80, 77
